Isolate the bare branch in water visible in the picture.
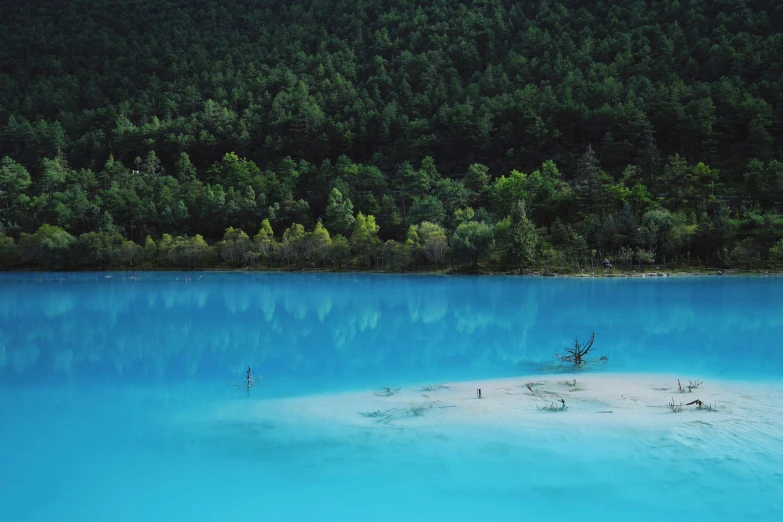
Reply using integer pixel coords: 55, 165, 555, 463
408, 405, 427, 416
359, 408, 402, 418
375, 387, 401, 397
677, 379, 703, 393
421, 384, 449, 392
668, 398, 683, 413
685, 399, 715, 411
558, 379, 584, 391
526, 382, 544, 397
537, 399, 568, 412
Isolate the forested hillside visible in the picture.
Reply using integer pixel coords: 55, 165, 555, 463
1, 0, 782, 270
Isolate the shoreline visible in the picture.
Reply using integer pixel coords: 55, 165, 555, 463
2, 266, 782, 278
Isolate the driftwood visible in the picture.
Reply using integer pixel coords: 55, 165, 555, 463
525, 382, 544, 397
537, 399, 567, 412
375, 387, 401, 397
677, 379, 703, 393
421, 384, 449, 392
525, 382, 562, 398
359, 408, 404, 424
359, 402, 452, 425
559, 379, 584, 391
685, 399, 716, 411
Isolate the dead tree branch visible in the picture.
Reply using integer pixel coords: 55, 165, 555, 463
556, 332, 599, 366
375, 387, 401, 397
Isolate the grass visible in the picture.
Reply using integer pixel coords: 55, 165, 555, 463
536, 399, 568, 412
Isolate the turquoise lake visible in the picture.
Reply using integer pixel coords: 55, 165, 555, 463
0, 273, 781, 521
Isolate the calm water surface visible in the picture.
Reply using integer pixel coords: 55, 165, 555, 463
0, 273, 781, 521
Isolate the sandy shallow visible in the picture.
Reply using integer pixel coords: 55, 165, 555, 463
185, 373, 783, 444
11, 373, 776, 522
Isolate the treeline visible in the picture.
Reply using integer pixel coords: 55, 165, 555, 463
0, 0, 782, 270
2, 146, 782, 271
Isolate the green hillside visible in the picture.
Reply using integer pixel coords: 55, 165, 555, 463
1, 0, 782, 270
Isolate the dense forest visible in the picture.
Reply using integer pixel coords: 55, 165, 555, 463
1, 0, 782, 271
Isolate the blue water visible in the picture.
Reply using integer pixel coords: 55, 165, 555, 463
1, 272, 781, 521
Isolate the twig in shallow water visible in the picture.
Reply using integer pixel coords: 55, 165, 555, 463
375, 387, 401, 397
685, 399, 716, 411
421, 384, 449, 392
537, 399, 568, 412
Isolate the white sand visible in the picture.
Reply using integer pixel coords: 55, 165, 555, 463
188, 373, 783, 441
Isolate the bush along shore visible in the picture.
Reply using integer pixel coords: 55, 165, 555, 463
2, 146, 783, 273
1, 210, 781, 274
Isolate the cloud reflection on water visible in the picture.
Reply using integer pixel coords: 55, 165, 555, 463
0, 273, 780, 387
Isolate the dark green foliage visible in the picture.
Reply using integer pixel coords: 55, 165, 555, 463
0, 0, 780, 271
503, 201, 538, 270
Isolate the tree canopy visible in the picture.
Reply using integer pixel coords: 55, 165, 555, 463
0, 0, 781, 271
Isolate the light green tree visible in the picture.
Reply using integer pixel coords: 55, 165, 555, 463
281, 223, 307, 266
383, 240, 411, 272
143, 235, 158, 268
309, 221, 332, 266
326, 188, 355, 235
329, 235, 351, 269
254, 219, 275, 264
451, 221, 493, 267
117, 240, 143, 265
19, 224, 75, 269
218, 227, 252, 266
418, 221, 448, 270
350, 213, 381, 266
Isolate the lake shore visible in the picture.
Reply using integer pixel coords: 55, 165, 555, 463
5, 265, 780, 278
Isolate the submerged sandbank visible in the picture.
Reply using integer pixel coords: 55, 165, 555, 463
190, 373, 783, 440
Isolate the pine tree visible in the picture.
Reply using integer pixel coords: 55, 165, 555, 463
577, 145, 610, 217
325, 188, 355, 236
504, 201, 538, 270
